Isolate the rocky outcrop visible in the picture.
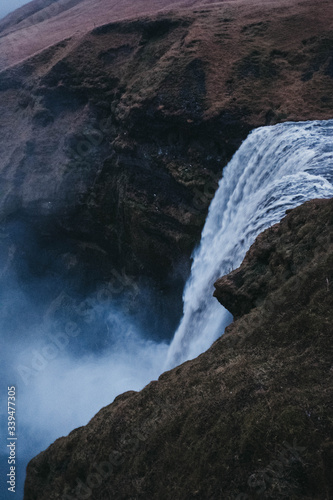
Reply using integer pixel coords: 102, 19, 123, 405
214, 200, 333, 318
0, 0, 332, 309
24, 198, 333, 499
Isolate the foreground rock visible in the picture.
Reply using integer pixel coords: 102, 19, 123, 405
24, 198, 333, 499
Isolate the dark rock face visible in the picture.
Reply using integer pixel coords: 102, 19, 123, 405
0, 0, 333, 317
214, 200, 333, 317
24, 198, 333, 499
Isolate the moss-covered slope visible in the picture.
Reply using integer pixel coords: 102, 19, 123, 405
24, 198, 333, 499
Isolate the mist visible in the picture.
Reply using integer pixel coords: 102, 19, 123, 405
0, 220, 171, 498
2, 118, 333, 498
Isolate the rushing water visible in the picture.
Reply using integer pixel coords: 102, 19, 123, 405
2, 119, 333, 498
166, 119, 333, 368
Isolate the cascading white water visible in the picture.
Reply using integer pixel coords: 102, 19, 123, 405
166, 119, 333, 368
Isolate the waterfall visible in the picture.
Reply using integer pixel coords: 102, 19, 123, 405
166, 119, 333, 368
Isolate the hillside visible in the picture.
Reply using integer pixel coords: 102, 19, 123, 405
0, 0, 332, 323
24, 197, 333, 499
0, 0, 330, 497
0, 0, 215, 69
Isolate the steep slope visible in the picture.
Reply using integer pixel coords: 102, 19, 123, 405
24, 197, 333, 499
0, 0, 332, 307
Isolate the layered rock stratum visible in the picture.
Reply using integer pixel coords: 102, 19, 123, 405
24, 198, 333, 499
0, 0, 332, 302
1, 0, 332, 496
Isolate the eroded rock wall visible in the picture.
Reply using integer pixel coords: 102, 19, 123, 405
24, 198, 333, 499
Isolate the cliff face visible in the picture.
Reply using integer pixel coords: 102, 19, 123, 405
214, 200, 333, 318
24, 198, 333, 499
0, 0, 333, 305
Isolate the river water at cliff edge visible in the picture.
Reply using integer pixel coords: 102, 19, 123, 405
1, 119, 333, 498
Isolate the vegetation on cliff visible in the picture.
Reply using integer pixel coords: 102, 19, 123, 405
24, 198, 333, 499
0, 0, 332, 303
0, 0, 332, 497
